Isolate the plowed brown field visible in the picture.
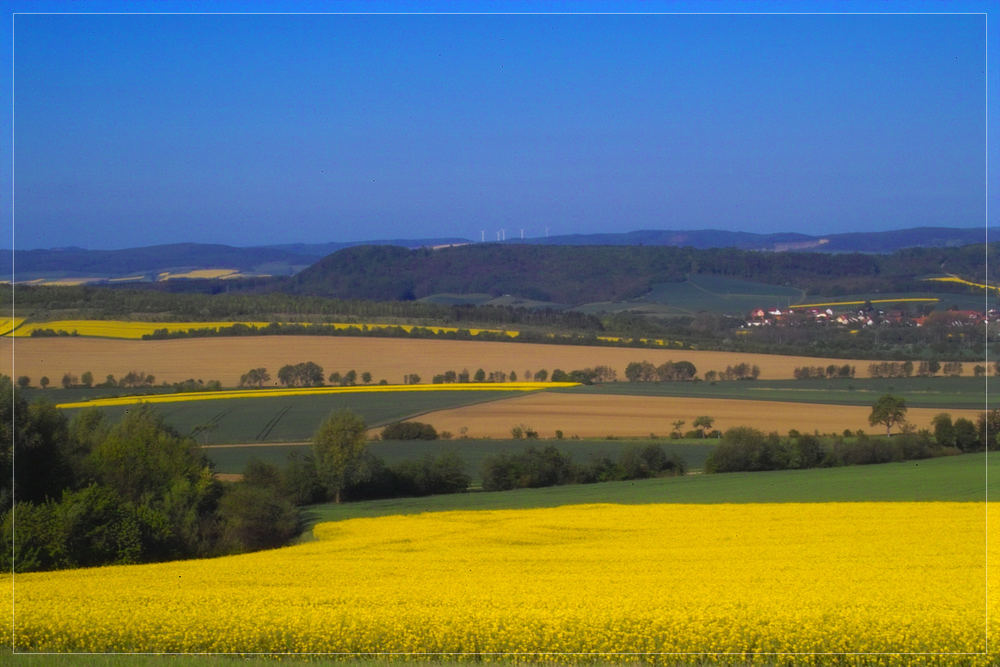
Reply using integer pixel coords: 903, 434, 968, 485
414, 392, 983, 439
2, 336, 921, 386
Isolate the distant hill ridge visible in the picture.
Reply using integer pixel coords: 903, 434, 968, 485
2, 226, 991, 284
287, 241, 994, 306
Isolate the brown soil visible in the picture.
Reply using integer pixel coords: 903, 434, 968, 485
415, 393, 984, 439
0, 336, 945, 387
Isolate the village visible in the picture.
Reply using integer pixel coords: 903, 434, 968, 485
745, 303, 997, 329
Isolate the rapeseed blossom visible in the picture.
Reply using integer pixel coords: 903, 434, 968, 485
6, 502, 996, 662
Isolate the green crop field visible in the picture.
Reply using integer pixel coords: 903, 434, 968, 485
798, 290, 993, 312
203, 438, 717, 480
570, 275, 993, 317
60, 390, 522, 445
575, 275, 805, 316
303, 452, 995, 532
557, 376, 995, 409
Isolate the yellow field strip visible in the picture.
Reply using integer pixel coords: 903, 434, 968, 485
6, 503, 996, 656
54, 381, 579, 409
924, 274, 1000, 294
790, 297, 939, 309
0, 317, 24, 335
7, 319, 520, 339
157, 269, 240, 280
596, 334, 683, 347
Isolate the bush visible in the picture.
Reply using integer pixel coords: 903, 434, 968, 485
619, 444, 685, 479
381, 421, 438, 441
481, 446, 574, 491
575, 455, 623, 484
705, 427, 789, 473
217, 484, 300, 553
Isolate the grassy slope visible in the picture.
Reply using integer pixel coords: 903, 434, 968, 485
302, 452, 996, 531
559, 376, 996, 409
204, 438, 716, 478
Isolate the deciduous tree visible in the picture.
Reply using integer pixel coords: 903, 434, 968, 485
312, 410, 369, 504
869, 394, 907, 436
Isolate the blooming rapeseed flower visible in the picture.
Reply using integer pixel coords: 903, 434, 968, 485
5, 502, 996, 662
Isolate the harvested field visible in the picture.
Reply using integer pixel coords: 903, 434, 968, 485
0, 336, 950, 387
415, 392, 984, 439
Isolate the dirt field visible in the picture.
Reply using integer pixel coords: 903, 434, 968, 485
414, 392, 984, 439
0, 336, 937, 387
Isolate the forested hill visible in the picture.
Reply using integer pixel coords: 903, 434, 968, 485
288, 243, 995, 305
515, 226, 992, 253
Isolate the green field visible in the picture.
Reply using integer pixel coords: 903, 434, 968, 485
575, 274, 805, 316
558, 376, 995, 409
60, 390, 522, 444
570, 274, 993, 317
204, 438, 716, 479
302, 453, 995, 532
803, 290, 993, 312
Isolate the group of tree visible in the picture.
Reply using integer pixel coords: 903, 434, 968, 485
930, 413, 987, 451
624, 360, 697, 383
165, 378, 222, 393
239, 368, 271, 388
865, 360, 965, 378
277, 362, 325, 387
1, 376, 300, 573
328, 369, 374, 386
792, 364, 856, 380
23, 371, 223, 393
704, 363, 761, 382
669, 416, 718, 439
424, 367, 618, 385
480, 444, 686, 491
59, 371, 95, 389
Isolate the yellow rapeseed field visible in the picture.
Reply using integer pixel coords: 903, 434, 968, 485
5, 502, 996, 662
54, 381, 575, 409
5, 319, 519, 339
157, 269, 241, 280
924, 275, 1000, 294
791, 298, 940, 309
0, 317, 24, 335
6, 320, 273, 339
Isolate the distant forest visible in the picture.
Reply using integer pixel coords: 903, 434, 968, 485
277, 243, 995, 304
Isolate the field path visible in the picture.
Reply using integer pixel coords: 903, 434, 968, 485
0, 335, 937, 386
415, 392, 983, 439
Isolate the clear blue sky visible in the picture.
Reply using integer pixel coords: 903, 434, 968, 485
3, 1, 995, 249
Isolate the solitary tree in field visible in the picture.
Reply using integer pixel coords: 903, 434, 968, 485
693, 416, 715, 438
81, 371, 94, 387
16, 376, 30, 389
39, 376, 49, 389
312, 409, 369, 504
869, 394, 907, 436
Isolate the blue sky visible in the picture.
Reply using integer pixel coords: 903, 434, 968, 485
3, 1, 996, 249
